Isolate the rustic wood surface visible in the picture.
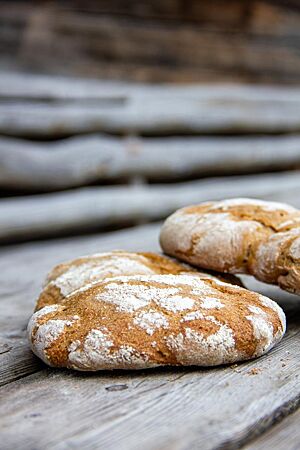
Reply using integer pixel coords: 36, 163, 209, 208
1, 170, 300, 243
1, 73, 300, 137
0, 224, 299, 450
245, 407, 300, 450
1, 1, 300, 84
1, 134, 300, 191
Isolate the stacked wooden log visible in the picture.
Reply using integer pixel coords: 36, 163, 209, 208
0, 72, 300, 243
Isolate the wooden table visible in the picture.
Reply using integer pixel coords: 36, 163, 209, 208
0, 223, 299, 450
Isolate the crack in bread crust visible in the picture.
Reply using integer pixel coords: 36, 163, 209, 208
160, 198, 300, 295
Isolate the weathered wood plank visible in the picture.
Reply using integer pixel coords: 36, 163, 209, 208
0, 337, 42, 388
1, 96, 300, 138
0, 98, 300, 138
1, 1, 300, 84
0, 72, 133, 101
1, 73, 300, 137
245, 407, 300, 450
1, 171, 300, 243
2, 72, 300, 101
2, 134, 300, 190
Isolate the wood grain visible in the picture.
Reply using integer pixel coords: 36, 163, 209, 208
0, 337, 42, 388
1, 171, 300, 243
2, 134, 300, 191
245, 407, 300, 450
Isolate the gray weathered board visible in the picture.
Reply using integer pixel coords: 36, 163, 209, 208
245, 406, 300, 450
0, 223, 299, 450
1, 170, 300, 243
1, 73, 300, 137
1, 134, 300, 191
2, 72, 300, 101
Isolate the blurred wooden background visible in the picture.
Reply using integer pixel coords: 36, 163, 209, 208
0, 0, 300, 244
1, 0, 300, 84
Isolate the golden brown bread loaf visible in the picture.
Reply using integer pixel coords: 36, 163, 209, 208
160, 198, 300, 295
28, 273, 285, 370
36, 250, 241, 311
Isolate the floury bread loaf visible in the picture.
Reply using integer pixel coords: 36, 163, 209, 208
35, 250, 241, 311
28, 273, 285, 370
160, 198, 300, 295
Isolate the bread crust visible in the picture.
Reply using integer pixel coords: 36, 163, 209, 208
28, 273, 285, 370
36, 251, 242, 311
160, 198, 300, 294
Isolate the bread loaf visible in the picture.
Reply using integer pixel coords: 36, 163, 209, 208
36, 250, 241, 311
160, 198, 300, 295
28, 273, 285, 370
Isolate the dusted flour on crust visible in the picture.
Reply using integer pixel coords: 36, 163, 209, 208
36, 251, 191, 311
160, 198, 300, 295
35, 250, 241, 311
28, 273, 285, 371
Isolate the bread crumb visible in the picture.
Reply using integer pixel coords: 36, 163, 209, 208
248, 368, 261, 375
